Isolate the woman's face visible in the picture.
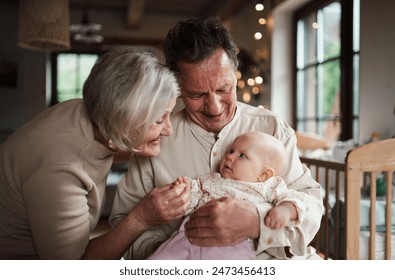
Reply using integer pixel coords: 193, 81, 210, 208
134, 98, 176, 157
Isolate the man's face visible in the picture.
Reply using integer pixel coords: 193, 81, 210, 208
177, 49, 237, 133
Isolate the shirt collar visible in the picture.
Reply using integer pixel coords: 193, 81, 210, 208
217, 104, 240, 139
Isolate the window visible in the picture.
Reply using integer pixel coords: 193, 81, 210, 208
294, 0, 359, 142
51, 53, 99, 105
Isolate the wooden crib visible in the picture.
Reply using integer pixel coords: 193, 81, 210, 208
300, 138, 395, 260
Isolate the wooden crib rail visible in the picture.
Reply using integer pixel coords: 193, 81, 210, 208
300, 156, 346, 259
345, 138, 395, 260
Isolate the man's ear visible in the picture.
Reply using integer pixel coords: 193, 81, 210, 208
258, 168, 275, 182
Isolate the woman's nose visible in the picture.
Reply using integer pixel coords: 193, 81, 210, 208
161, 118, 173, 136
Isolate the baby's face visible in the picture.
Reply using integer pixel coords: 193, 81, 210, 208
219, 134, 265, 182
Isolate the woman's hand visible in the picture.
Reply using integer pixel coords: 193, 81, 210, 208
133, 179, 191, 227
184, 196, 260, 246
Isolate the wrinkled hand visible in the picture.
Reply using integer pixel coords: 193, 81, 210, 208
134, 179, 191, 227
184, 197, 260, 247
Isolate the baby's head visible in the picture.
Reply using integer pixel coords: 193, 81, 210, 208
219, 131, 286, 182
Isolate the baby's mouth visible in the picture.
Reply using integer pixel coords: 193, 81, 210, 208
223, 162, 232, 170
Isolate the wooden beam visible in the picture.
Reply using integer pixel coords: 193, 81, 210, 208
127, 0, 145, 28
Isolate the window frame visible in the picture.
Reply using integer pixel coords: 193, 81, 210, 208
50, 49, 104, 106
293, 0, 358, 141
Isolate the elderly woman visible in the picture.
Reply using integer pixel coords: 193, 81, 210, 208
0, 48, 190, 259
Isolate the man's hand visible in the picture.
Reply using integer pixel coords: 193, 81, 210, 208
184, 196, 260, 246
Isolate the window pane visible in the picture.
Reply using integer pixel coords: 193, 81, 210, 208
57, 54, 77, 103
78, 55, 97, 95
353, 55, 360, 116
297, 13, 317, 68
353, 0, 360, 52
295, 0, 358, 141
57, 54, 98, 103
318, 60, 341, 141
353, 54, 360, 140
297, 67, 317, 120
296, 20, 305, 69
320, 60, 340, 117
320, 1, 341, 61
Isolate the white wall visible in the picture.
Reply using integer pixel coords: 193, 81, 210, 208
271, 0, 395, 144
359, 0, 395, 142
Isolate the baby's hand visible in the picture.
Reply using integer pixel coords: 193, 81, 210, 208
264, 204, 292, 230
173, 176, 191, 189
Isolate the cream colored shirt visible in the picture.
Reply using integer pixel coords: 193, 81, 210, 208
110, 102, 324, 259
0, 99, 114, 259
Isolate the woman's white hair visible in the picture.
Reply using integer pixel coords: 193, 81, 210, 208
83, 47, 180, 151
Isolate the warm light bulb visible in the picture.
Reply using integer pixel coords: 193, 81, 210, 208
312, 22, 319, 29
237, 80, 245, 88
242, 92, 251, 103
255, 3, 264, 11
255, 76, 263, 84
254, 32, 262, 40
252, 86, 260, 95
258, 18, 266, 25
247, 78, 255, 86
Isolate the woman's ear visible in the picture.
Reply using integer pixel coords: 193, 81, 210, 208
258, 168, 275, 182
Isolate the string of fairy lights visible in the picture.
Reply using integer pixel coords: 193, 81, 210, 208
236, 0, 268, 106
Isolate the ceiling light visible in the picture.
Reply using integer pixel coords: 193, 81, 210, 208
18, 0, 70, 51
70, 9, 103, 44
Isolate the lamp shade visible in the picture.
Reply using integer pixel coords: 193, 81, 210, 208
18, 0, 70, 51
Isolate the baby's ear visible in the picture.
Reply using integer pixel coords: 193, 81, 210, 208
258, 168, 275, 182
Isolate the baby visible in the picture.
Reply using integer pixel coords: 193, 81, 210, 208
148, 131, 306, 260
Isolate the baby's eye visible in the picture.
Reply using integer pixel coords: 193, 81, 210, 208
239, 153, 247, 158
228, 149, 234, 154
156, 119, 163, 125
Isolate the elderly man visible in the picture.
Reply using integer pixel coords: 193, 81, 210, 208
109, 16, 323, 260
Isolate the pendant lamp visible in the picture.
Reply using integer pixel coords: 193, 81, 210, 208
69, 8, 104, 44
18, 0, 70, 51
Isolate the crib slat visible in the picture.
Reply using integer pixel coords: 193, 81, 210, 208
369, 173, 377, 260
300, 156, 346, 259
385, 171, 392, 260
324, 168, 330, 259
334, 169, 341, 259
346, 139, 395, 259
346, 163, 361, 260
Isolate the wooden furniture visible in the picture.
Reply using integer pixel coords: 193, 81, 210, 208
345, 138, 395, 259
300, 138, 395, 259
300, 156, 346, 259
